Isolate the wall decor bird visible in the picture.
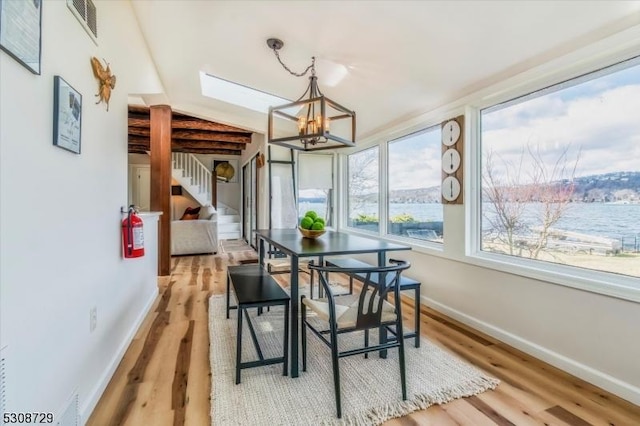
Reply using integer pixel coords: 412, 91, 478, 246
90, 57, 116, 111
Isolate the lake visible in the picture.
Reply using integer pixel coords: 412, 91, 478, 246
299, 201, 640, 243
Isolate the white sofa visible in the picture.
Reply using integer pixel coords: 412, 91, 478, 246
171, 206, 218, 255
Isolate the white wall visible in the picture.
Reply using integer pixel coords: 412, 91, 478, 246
195, 154, 242, 211
0, 1, 164, 421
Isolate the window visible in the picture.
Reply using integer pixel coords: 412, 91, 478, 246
347, 147, 379, 232
298, 153, 334, 226
387, 126, 443, 243
480, 57, 640, 279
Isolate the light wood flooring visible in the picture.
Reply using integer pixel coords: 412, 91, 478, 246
88, 251, 640, 425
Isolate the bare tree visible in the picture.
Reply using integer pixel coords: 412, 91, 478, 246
348, 149, 378, 215
483, 144, 579, 258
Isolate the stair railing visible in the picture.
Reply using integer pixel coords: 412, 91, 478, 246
172, 152, 212, 203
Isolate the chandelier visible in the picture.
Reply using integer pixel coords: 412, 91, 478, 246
266, 38, 356, 151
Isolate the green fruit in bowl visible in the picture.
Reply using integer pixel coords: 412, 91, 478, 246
314, 217, 325, 226
304, 210, 318, 220
300, 216, 314, 230
311, 221, 325, 231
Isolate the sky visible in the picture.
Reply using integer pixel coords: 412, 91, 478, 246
481, 59, 640, 182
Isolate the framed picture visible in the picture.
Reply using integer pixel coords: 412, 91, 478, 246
213, 159, 239, 183
53, 76, 82, 154
0, 0, 42, 74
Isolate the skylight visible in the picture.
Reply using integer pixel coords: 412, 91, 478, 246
199, 71, 294, 114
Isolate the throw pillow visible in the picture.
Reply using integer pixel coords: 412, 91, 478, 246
180, 206, 201, 220
199, 204, 216, 220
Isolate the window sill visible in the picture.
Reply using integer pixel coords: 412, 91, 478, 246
466, 250, 640, 303
340, 226, 445, 256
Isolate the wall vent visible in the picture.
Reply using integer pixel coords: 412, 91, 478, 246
67, 0, 98, 44
1, 346, 7, 416
56, 392, 79, 426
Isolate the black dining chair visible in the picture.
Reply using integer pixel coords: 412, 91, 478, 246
301, 259, 411, 418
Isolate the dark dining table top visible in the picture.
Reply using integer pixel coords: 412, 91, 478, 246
255, 228, 411, 257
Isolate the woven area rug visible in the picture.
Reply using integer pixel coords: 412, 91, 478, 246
209, 296, 499, 425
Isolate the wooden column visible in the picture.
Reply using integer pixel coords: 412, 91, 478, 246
150, 105, 172, 276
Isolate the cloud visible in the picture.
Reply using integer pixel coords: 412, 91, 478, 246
483, 83, 640, 180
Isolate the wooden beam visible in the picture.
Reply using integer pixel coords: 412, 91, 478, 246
128, 127, 250, 144
171, 130, 250, 143
128, 114, 252, 134
128, 135, 246, 151
149, 105, 172, 276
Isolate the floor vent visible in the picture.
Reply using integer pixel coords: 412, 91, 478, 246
67, 0, 98, 44
57, 392, 78, 426
0, 346, 7, 415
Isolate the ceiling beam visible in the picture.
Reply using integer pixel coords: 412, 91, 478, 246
128, 135, 246, 151
128, 116, 252, 134
128, 127, 250, 144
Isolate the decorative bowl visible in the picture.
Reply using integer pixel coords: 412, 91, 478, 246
298, 226, 326, 239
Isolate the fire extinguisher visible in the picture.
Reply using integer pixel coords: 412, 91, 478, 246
122, 205, 145, 258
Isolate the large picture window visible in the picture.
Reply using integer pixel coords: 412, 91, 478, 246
480, 57, 640, 279
387, 126, 443, 243
347, 147, 379, 232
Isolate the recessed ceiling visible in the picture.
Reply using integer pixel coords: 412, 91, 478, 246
130, 1, 640, 139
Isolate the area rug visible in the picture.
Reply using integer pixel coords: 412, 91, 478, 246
219, 239, 254, 253
209, 296, 499, 425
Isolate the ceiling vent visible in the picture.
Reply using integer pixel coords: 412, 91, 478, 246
67, 0, 98, 44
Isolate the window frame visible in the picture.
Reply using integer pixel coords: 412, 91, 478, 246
386, 124, 444, 246
467, 57, 640, 303
345, 145, 381, 235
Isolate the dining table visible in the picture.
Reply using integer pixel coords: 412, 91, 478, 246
255, 228, 412, 378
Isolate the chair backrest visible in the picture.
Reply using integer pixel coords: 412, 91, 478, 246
308, 259, 411, 330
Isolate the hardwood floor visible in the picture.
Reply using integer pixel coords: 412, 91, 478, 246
88, 252, 640, 425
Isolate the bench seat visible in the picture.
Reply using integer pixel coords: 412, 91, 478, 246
325, 257, 421, 347
226, 264, 290, 384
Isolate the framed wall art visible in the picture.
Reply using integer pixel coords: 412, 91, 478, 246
53, 76, 82, 154
0, 0, 42, 74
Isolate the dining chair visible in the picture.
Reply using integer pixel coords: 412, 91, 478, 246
301, 259, 411, 418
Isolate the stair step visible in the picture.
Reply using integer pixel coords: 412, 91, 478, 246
218, 214, 240, 224
218, 222, 241, 232
219, 231, 241, 241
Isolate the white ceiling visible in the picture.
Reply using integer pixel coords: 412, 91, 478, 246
130, 1, 640, 139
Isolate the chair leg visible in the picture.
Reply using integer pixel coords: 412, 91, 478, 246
310, 269, 314, 299
364, 329, 369, 359
235, 307, 243, 385
414, 286, 421, 348
330, 327, 342, 418
301, 298, 307, 372
349, 276, 353, 295
397, 319, 407, 400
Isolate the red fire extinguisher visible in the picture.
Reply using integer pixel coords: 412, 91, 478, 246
122, 205, 145, 258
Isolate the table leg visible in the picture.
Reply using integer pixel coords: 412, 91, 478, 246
378, 251, 388, 359
290, 255, 299, 378
259, 238, 265, 268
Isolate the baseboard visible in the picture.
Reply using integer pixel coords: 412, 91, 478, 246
422, 295, 640, 406
79, 287, 158, 422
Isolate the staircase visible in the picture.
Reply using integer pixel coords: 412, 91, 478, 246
216, 204, 241, 240
172, 153, 212, 206
172, 153, 241, 240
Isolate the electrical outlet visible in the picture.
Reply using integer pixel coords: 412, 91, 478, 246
90, 307, 97, 332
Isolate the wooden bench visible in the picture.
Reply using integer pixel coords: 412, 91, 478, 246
324, 258, 421, 347
226, 265, 290, 384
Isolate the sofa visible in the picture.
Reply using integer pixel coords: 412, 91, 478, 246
171, 205, 218, 255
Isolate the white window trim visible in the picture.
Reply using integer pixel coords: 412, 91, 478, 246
466, 57, 640, 303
